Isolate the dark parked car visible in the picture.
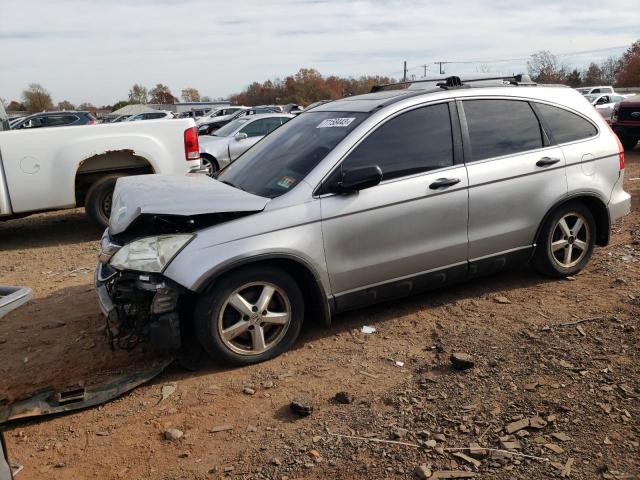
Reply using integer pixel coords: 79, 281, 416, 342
10, 111, 96, 130
611, 98, 640, 150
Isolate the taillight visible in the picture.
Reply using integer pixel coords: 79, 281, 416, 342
605, 121, 624, 170
617, 135, 625, 170
87, 119, 96, 125
184, 127, 200, 161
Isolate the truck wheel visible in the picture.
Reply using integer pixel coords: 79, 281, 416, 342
621, 136, 637, 151
534, 201, 596, 278
85, 175, 123, 230
194, 266, 304, 366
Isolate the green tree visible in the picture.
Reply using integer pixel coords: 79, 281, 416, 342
616, 40, 640, 87
181, 87, 201, 102
111, 100, 130, 112
149, 84, 176, 104
583, 62, 604, 86
22, 83, 54, 113
128, 84, 148, 104
565, 69, 582, 88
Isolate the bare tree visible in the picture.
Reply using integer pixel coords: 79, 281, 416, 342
22, 83, 54, 113
128, 84, 149, 104
527, 51, 566, 83
583, 63, 604, 86
181, 87, 201, 102
57, 100, 75, 111
600, 56, 621, 85
77, 102, 96, 112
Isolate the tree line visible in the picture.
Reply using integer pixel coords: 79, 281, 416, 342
2, 39, 638, 114
527, 40, 639, 87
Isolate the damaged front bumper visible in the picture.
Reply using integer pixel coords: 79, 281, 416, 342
95, 262, 185, 352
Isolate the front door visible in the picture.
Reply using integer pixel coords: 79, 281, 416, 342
320, 102, 470, 311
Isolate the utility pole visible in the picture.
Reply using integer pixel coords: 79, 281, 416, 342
403, 61, 407, 84
434, 61, 447, 74
423, 64, 427, 77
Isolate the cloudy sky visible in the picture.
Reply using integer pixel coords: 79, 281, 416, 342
0, 0, 638, 106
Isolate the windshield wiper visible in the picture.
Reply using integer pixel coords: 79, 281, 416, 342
221, 180, 245, 191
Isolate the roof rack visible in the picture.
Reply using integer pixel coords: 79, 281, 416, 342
370, 74, 536, 93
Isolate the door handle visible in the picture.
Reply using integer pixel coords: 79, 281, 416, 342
536, 157, 561, 167
429, 178, 461, 189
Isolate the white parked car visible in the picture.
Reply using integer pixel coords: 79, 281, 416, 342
199, 113, 292, 175
576, 86, 615, 95
126, 110, 175, 121
0, 101, 204, 228
196, 107, 248, 126
586, 93, 627, 119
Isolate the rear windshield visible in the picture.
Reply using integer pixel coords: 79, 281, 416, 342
217, 111, 368, 198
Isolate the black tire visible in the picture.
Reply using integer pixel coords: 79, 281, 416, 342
621, 136, 638, 151
534, 201, 596, 278
85, 175, 123, 230
194, 266, 304, 366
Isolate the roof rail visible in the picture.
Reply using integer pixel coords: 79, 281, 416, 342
370, 74, 536, 93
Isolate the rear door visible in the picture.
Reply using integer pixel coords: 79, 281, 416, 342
461, 98, 567, 274
321, 102, 469, 310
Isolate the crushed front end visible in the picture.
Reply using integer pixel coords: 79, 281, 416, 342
95, 232, 189, 352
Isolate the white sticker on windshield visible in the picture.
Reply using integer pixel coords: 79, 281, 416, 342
316, 117, 355, 128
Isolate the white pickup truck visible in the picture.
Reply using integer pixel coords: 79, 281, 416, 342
0, 102, 202, 228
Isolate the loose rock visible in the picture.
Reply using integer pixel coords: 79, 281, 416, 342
450, 353, 475, 370
290, 395, 314, 417
334, 391, 354, 404
164, 428, 183, 441
415, 464, 433, 479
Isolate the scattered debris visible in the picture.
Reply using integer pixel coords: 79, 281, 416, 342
544, 443, 564, 454
560, 457, 574, 477
493, 296, 511, 304
449, 352, 475, 370
361, 325, 376, 334
452, 451, 481, 468
160, 382, 177, 402
431, 471, 477, 479
208, 425, 233, 433
243, 387, 256, 395
551, 432, 571, 442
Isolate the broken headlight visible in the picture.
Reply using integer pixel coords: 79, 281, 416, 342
110, 234, 194, 273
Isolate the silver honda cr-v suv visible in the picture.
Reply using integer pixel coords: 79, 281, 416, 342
96, 75, 630, 365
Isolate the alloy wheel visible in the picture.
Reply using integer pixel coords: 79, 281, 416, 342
217, 282, 291, 356
549, 212, 590, 268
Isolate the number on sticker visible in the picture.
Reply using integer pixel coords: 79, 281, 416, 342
316, 118, 356, 128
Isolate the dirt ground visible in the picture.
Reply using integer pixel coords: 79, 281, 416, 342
1, 152, 639, 480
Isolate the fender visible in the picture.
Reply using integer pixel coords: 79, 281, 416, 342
194, 252, 333, 326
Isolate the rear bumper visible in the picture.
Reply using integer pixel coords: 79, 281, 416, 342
608, 183, 631, 224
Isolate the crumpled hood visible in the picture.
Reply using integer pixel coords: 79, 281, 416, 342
109, 174, 269, 235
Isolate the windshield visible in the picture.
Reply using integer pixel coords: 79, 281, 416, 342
217, 111, 368, 198
214, 118, 251, 137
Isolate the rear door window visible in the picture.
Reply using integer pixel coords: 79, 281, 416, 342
45, 115, 78, 126
535, 103, 598, 144
463, 100, 543, 161
341, 103, 454, 180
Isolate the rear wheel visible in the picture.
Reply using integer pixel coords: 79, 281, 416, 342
200, 155, 219, 177
85, 175, 123, 230
194, 266, 304, 365
534, 202, 596, 278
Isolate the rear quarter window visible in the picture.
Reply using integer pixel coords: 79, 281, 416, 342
535, 103, 598, 144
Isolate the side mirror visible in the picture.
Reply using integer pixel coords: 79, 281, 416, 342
330, 165, 383, 194
235, 132, 248, 141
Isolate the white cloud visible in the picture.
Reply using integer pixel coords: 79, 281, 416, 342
0, 0, 638, 105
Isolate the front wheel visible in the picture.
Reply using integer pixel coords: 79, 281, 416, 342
194, 266, 304, 365
534, 202, 596, 278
